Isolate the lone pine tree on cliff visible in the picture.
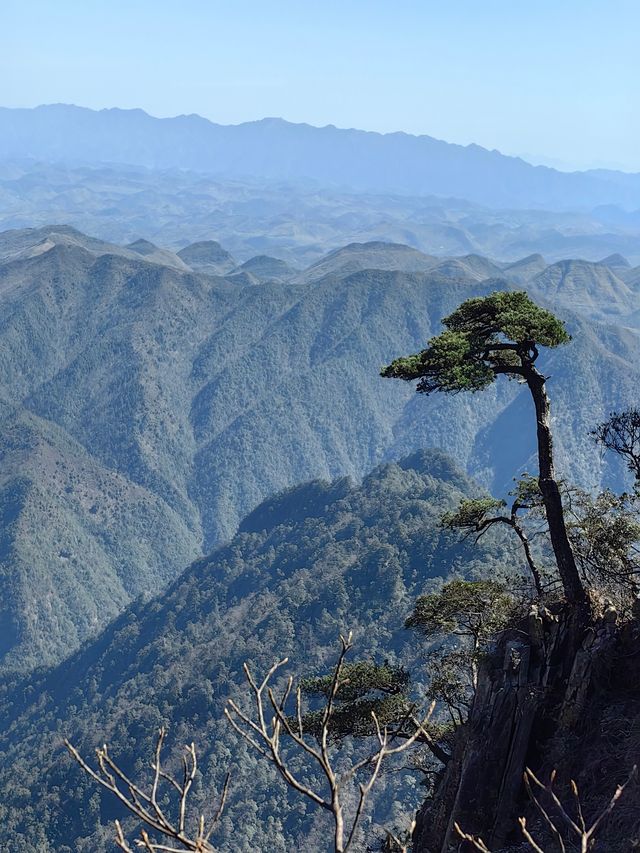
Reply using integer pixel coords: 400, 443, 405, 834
381, 290, 586, 604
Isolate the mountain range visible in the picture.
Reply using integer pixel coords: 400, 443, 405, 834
1, 223, 640, 678
2, 101, 640, 853
4, 158, 640, 269
2, 105, 640, 211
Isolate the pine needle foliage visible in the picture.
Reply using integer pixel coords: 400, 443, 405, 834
381, 291, 570, 394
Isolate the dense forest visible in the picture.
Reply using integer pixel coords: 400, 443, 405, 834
0, 449, 517, 850
1, 260, 640, 850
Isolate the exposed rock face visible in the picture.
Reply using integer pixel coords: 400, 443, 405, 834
413, 602, 618, 852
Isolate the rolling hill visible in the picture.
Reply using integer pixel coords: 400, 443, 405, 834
4, 160, 640, 267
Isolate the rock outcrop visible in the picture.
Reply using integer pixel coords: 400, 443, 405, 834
414, 601, 618, 851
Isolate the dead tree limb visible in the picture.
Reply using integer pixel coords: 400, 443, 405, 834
523, 765, 637, 853
65, 727, 230, 852
455, 764, 637, 853
225, 632, 433, 853
383, 817, 417, 852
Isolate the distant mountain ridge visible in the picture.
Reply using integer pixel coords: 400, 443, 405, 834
4, 160, 640, 266
2, 104, 640, 211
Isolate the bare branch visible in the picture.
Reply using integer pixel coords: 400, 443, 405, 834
66, 729, 230, 852
455, 764, 636, 853
453, 822, 492, 852
522, 765, 637, 852
383, 817, 416, 853
225, 634, 431, 853
518, 817, 547, 853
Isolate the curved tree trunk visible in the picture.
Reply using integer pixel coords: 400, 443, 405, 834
525, 366, 586, 604
511, 520, 543, 597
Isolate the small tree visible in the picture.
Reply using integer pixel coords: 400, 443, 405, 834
299, 659, 452, 765
406, 580, 515, 651
299, 660, 411, 739
567, 489, 640, 594
425, 647, 476, 729
382, 291, 585, 604
592, 409, 640, 489
406, 579, 516, 689
442, 476, 545, 597
224, 634, 434, 853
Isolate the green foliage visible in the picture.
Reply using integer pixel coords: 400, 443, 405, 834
510, 474, 544, 509
406, 579, 515, 646
381, 330, 496, 393
299, 694, 412, 741
381, 291, 570, 394
407, 581, 520, 732
301, 661, 410, 703
446, 476, 550, 585
568, 490, 640, 591
298, 658, 453, 769
442, 497, 506, 532
300, 660, 414, 741
444, 291, 570, 348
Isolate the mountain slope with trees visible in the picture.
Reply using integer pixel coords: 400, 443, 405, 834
0, 450, 514, 852
1, 225, 639, 673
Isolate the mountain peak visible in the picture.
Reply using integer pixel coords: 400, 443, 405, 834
236, 255, 295, 282
126, 238, 160, 254
599, 253, 631, 269
125, 238, 189, 270
177, 240, 236, 274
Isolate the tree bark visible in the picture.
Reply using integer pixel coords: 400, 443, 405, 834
525, 366, 586, 603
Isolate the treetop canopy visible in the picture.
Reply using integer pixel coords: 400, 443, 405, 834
381, 291, 570, 394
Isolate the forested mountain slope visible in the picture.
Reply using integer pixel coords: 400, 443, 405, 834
1, 225, 639, 673
0, 450, 515, 853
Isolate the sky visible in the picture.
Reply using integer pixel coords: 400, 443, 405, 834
2, 0, 638, 172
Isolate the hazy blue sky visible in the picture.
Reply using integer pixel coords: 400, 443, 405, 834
2, 0, 638, 171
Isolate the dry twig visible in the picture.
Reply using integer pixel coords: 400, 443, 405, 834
383, 817, 417, 852
455, 764, 637, 853
523, 765, 637, 853
225, 632, 433, 853
454, 823, 492, 852
65, 727, 230, 852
